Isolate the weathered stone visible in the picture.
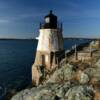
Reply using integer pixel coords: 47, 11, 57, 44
11, 53, 100, 100
78, 71, 90, 84
11, 82, 73, 100
32, 64, 46, 86
90, 40, 100, 49
65, 85, 93, 100
94, 91, 100, 100
47, 64, 76, 83
83, 59, 100, 86
95, 59, 100, 68
84, 68, 96, 77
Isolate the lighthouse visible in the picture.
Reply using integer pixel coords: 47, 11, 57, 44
32, 11, 65, 85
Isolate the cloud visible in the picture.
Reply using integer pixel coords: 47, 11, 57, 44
0, 19, 9, 24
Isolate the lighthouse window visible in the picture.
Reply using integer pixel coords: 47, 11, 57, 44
45, 17, 50, 23
41, 55, 45, 65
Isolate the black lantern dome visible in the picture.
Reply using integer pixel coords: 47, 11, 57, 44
40, 10, 58, 29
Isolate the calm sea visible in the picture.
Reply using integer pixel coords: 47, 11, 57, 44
0, 39, 91, 99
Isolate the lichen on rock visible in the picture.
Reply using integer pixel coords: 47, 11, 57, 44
47, 64, 76, 84
78, 71, 90, 84
65, 85, 94, 100
11, 49, 100, 100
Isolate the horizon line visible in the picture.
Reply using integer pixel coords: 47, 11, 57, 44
0, 37, 99, 40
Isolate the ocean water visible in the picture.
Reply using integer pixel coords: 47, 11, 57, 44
0, 39, 91, 98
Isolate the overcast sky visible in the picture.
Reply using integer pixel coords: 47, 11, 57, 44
0, 0, 100, 38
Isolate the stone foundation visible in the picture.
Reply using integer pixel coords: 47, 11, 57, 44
34, 50, 65, 70
32, 50, 65, 85
32, 64, 46, 86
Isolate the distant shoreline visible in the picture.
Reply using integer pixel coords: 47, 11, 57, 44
0, 38, 35, 40
0, 38, 97, 40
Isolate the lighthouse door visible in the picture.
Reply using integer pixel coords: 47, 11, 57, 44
41, 55, 45, 65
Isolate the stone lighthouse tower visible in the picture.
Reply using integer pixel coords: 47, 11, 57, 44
32, 11, 65, 85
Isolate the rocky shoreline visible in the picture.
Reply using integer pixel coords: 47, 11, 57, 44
11, 40, 100, 100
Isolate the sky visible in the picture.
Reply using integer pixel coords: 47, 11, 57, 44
0, 0, 100, 38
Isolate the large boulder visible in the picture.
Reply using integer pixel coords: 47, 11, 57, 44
11, 82, 72, 100
65, 85, 94, 100
11, 57, 100, 100
84, 68, 96, 77
78, 71, 90, 84
47, 64, 76, 83
11, 83, 94, 100
84, 59, 100, 87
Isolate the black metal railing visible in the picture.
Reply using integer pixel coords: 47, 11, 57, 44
39, 21, 62, 30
